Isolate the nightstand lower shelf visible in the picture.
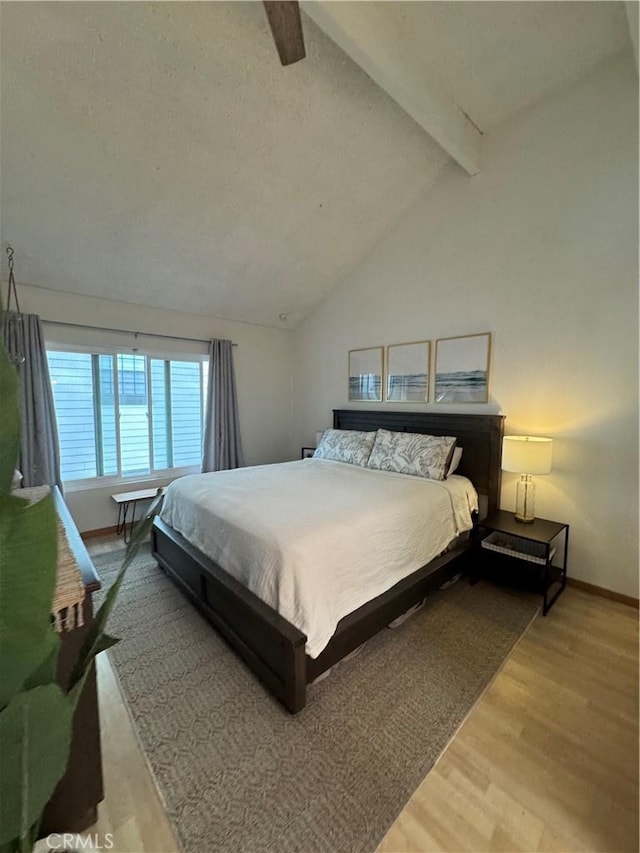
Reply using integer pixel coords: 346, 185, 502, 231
472, 511, 569, 616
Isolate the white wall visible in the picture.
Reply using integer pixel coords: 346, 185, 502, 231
19, 284, 295, 531
292, 54, 639, 598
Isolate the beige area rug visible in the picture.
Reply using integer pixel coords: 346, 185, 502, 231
94, 547, 538, 853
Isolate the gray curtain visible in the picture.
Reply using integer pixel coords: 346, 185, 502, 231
202, 339, 245, 472
2, 311, 62, 489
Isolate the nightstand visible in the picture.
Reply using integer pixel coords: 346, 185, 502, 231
474, 510, 569, 615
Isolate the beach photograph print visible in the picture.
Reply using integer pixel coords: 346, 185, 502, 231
434, 333, 491, 403
386, 341, 430, 402
348, 346, 383, 402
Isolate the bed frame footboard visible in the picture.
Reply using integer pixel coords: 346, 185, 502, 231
151, 517, 308, 713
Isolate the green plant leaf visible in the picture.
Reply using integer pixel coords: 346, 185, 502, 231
0, 340, 20, 497
92, 633, 120, 657
0, 493, 59, 710
21, 635, 61, 694
0, 684, 75, 846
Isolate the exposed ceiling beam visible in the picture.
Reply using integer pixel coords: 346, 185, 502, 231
302, 1, 482, 176
264, 2, 306, 67
625, 1, 638, 73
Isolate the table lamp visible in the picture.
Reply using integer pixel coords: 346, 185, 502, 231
502, 435, 553, 523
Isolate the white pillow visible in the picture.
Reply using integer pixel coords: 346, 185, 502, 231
313, 429, 377, 467
447, 447, 463, 477
367, 429, 456, 481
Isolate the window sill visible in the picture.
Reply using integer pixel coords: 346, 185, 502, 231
63, 467, 200, 493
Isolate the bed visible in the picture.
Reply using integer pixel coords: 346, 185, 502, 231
151, 409, 505, 713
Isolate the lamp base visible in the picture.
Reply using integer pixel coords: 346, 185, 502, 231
514, 513, 535, 524
515, 474, 536, 523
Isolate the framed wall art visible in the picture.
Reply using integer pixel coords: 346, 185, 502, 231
385, 341, 430, 403
434, 333, 492, 403
348, 346, 383, 402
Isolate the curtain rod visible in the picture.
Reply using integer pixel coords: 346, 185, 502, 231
41, 318, 237, 346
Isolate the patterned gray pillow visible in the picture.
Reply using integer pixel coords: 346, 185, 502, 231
367, 429, 456, 481
313, 429, 377, 467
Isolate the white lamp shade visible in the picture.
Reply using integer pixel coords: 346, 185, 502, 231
502, 435, 553, 475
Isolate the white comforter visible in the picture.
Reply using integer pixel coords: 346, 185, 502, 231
160, 459, 478, 658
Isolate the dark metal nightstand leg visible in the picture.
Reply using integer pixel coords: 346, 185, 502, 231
543, 557, 549, 615
544, 527, 569, 615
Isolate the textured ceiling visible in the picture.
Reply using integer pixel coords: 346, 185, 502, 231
1, 1, 447, 328
0, 2, 630, 328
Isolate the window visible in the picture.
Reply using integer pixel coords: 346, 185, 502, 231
47, 349, 209, 483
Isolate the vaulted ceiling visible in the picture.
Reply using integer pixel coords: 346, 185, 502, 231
0, 2, 631, 328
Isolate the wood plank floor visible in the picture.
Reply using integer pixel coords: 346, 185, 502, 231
86, 536, 639, 852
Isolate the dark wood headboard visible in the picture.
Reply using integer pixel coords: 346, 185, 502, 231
333, 409, 505, 518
